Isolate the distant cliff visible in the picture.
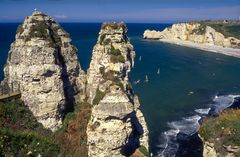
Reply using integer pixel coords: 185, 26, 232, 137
86, 22, 149, 156
144, 21, 240, 49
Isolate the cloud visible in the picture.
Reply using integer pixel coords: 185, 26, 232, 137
112, 6, 240, 22
53, 15, 67, 19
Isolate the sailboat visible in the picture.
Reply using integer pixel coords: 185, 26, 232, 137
134, 79, 141, 85
139, 56, 142, 61
157, 68, 160, 75
145, 75, 149, 82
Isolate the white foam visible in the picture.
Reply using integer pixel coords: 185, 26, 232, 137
211, 95, 240, 113
156, 94, 240, 157
195, 108, 211, 115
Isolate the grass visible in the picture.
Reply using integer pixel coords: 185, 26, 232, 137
0, 99, 58, 156
190, 20, 240, 39
0, 128, 60, 157
54, 101, 92, 157
25, 18, 68, 48
0, 99, 51, 135
199, 109, 240, 155
0, 99, 92, 157
26, 19, 49, 41
138, 146, 149, 157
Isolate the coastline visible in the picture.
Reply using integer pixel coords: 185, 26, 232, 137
150, 39, 240, 58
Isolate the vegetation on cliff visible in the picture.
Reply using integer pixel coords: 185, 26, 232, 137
199, 109, 240, 155
191, 20, 240, 39
0, 100, 59, 156
0, 99, 92, 157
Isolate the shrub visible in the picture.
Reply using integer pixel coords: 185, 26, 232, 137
110, 55, 125, 63
100, 33, 106, 45
0, 99, 50, 135
108, 45, 125, 63
54, 101, 92, 157
93, 88, 106, 105
27, 20, 49, 40
138, 146, 149, 157
103, 38, 111, 45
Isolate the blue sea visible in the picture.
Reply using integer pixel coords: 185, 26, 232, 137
1, 23, 240, 156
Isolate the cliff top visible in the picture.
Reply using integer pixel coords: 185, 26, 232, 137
16, 11, 70, 48
101, 22, 127, 31
199, 109, 240, 155
178, 20, 240, 39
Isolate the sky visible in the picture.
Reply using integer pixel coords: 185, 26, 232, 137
0, 0, 240, 23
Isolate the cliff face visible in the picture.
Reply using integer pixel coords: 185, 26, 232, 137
1, 12, 149, 155
144, 22, 240, 48
86, 22, 149, 156
2, 11, 83, 131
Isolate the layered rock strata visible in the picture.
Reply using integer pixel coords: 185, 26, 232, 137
144, 22, 240, 48
86, 22, 149, 156
2, 11, 83, 131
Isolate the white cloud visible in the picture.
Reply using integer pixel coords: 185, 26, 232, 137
53, 15, 67, 19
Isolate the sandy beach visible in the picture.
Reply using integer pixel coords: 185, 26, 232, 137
158, 39, 240, 58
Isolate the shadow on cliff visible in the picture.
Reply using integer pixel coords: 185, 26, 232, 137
120, 111, 144, 156
56, 47, 76, 115
175, 133, 203, 157
48, 25, 77, 118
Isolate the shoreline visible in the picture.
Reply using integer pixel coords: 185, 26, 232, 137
147, 38, 240, 58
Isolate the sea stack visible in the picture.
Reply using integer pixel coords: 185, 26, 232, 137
2, 11, 84, 131
86, 22, 149, 156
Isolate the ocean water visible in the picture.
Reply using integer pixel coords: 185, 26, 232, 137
1, 23, 240, 156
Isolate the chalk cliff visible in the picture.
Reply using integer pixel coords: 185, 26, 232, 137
1, 12, 149, 156
2, 11, 84, 131
86, 22, 149, 156
144, 22, 240, 48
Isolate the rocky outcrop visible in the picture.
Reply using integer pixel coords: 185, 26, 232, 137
1, 12, 149, 156
199, 108, 240, 157
86, 22, 149, 156
144, 22, 240, 48
201, 140, 240, 157
2, 11, 84, 131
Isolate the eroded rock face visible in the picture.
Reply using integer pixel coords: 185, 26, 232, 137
202, 140, 240, 157
86, 22, 149, 156
2, 11, 83, 131
144, 22, 240, 48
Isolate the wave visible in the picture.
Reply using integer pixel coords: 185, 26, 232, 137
155, 94, 240, 157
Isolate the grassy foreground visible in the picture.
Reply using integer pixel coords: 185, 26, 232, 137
199, 109, 240, 155
0, 99, 91, 157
